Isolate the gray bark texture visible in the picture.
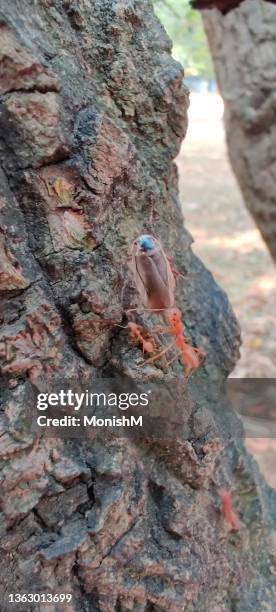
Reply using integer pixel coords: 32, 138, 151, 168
202, 0, 276, 261
0, 1, 275, 611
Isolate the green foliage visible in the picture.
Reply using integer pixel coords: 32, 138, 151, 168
153, 0, 214, 78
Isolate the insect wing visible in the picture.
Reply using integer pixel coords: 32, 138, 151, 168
131, 236, 176, 310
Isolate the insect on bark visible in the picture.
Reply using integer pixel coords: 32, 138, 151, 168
130, 235, 176, 311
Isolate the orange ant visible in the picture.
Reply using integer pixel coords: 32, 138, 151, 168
114, 318, 158, 359
141, 307, 205, 378
127, 321, 156, 356
218, 489, 240, 531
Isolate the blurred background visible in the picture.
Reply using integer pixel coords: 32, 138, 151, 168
154, 0, 276, 489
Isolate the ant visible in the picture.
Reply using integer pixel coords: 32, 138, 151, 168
126, 321, 156, 356
219, 489, 240, 531
141, 307, 205, 378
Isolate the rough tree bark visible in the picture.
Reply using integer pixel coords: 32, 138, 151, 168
0, 1, 275, 611
201, 0, 276, 262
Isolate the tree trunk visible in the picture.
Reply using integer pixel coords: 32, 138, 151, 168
202, 0, 276, 262
0, 1, 275, 610
192, 0, 275, 14
192, 0, 247, 13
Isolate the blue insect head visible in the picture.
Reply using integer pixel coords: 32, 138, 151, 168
138, 235, 155, 252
